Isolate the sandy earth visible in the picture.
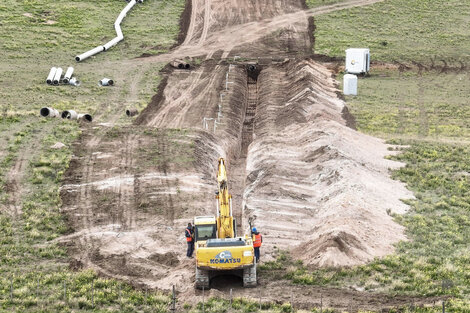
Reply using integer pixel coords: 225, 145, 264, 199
57, 0, 429, 310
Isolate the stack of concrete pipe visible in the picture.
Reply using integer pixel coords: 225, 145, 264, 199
46, 67, 79, 86
40, 108, 92, 122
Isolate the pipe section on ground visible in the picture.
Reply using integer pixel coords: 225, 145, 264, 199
63, 67, 74, 84
126, 108, 138, 117
75, 0, 140, 62
46, 67, 57, 84
78, 113, 93, 122
170, 60, 184, 69
171, 59, 191, 69
40, 107, 59, 118
99, 78, 114, 86
69, 77, 80, 86
61, 110, 78, 120
75, 46, 105, 62
53, 67, 63, 85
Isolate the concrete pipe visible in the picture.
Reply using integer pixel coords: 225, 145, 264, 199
78, 113, 93, 122
126, 108, 138, 117
99, 78, 114, 86
63, 67, 74, 84
46, 67, 57, 85
170, 61, 184, 69
40, 107, 59, 118
53, 67, 63, 85
184, 63, 191, 69
61, 110, 78, 120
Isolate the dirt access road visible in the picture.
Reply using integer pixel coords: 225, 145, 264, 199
59, 0, 434, 311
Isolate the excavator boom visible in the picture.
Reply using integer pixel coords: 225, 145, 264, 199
216, 158, 234, 239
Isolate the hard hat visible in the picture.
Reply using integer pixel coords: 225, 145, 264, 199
252, 227, 257, 233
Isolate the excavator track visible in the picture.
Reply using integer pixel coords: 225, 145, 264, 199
243, 263, 257, 287
195, 267, 210, 289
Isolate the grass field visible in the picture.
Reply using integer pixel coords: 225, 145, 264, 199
310, 0, 470, 63
345, 69, 470, 139
0, 0, 184, 311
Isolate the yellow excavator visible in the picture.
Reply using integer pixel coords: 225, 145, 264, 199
193, 158, 256, 289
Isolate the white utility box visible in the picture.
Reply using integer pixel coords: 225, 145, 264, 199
345, 48, 370, 74
343, 74, 358, 95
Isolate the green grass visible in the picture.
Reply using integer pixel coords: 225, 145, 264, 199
311, 0, 470, 63
343, 69, 470, 139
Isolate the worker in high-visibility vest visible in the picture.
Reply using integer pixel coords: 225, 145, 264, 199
252, 227, 262, 263
185, 223, 194, 258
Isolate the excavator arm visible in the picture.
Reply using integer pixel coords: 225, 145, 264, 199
216, 158, 234, 238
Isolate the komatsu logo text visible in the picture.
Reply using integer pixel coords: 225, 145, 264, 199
210, 251, 241, 264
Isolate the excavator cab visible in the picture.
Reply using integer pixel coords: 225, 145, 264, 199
194, 216, 217, 245
194, 216, 217, 242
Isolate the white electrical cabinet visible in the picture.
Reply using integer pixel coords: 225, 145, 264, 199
343, 74, 358, 96
345, 48, 370, 74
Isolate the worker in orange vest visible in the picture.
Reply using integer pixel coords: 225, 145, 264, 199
252, 227, 262, 263
185, 223, 194, 258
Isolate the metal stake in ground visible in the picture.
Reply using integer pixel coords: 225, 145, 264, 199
171, 285, 176, 312
119, 284, 122, 308
202, 286, 205, 313
92, 279, 95, 308
229, 288, 232, 311
64, 280, 67, 303
320, 293, 323, 313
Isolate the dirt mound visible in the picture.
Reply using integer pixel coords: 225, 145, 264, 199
60, 127, 222, 289
244, 59, 412, 266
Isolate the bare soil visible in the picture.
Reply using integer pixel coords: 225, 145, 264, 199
59, 0, 432, 310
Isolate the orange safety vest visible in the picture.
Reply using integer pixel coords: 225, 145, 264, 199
185, 228, 193, 242
253, 233, 262, 248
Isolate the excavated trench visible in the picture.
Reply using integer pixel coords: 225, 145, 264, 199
229, 65, 261, 232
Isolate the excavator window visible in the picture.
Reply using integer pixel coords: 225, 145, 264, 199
195, 224, 217, 242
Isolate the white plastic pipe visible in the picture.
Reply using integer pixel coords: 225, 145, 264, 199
46, 67, 57, 84
63, 67, 74, 84
40, 107, 59, 118
99, 78, 114, 86
53, 67, 63, 85
76, 0, 139, 62
69, 77, 80, 86
75, 46, 105, 62
61, 110, 78, 120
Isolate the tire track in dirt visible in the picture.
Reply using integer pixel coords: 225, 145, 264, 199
139, 0, 384, 63
198, 0, 212, 46
182, 0, 199, 46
